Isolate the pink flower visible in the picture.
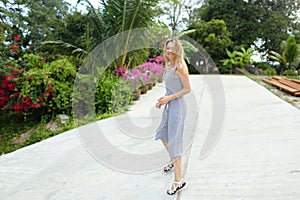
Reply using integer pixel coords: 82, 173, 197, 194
155, 56, 165, 64
116, 67, 126, 76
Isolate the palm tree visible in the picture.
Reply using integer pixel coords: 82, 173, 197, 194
269, 36, 300, 73
43, 0, 160, 69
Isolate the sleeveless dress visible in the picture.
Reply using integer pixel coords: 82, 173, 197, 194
155, 63, 187, 158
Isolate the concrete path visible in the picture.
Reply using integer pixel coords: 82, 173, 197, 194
0, 75, 299, 200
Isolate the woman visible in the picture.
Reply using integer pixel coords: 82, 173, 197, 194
155, 38, 191, 195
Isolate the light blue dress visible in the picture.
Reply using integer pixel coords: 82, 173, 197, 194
155, 63, 187, 158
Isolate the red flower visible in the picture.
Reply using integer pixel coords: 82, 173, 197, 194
13, 35, 21, 42
10, 45, 19, 53
0, 96, 9, 105
7, 76, 15, 81
13, 92, 20, 98
43, 92, 50, 97
1, 79, 9, 88
38, 97, 43, 102
0, 89, 5, 96
13, 104, 24, 112
8, 83, 16, 91
9, 69, 17, 75
47, 85, 54, 92
38, 57, 46, 63
22, 96, 31, 104
32, 102, 41, 108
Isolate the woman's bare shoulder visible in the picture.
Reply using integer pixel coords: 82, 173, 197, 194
176, 63, 188, 74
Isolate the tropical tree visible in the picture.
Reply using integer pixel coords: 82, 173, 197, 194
193, 0, 299, 53
188, 19, 233, 67
44, 0, 160, 69
269, 36, 300, 73
0, 0, 70, 53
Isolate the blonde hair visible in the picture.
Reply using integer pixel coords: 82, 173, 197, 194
164, 38, 188, 72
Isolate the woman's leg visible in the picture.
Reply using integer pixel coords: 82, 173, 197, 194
162, 141, 169, 152
173, 156, 183, 181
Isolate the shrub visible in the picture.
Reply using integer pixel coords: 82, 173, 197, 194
264, 67, 277, 76
0, 53, 76, 117
281, 69, 298, 76
254, 62, 272, 70
95, 72, 132, 115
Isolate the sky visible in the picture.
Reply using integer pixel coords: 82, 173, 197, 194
65, 0, 101, 11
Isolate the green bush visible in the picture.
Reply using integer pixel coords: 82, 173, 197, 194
95, 72, 133, 115
264, 67, 277, 76
18, 54, 77, 115
281, 69, 298, 76
254, 62, 272, 70
218, 64, 236, 74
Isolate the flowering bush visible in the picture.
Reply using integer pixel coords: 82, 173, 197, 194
0, 51, 76, 115
117, 57, 164, 91
149, 55, 165, 65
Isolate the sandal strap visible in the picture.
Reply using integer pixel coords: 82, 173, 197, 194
173, 179, 185, 186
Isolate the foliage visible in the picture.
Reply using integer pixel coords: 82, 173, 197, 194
220, 47, 254, 74
264, 67, 277, 76
0, 52, 76, 116
188, 19, 233, 67
0, 0, 70, 53
281, 69, 298, 76
269, 36, 300, 73
253, 62, 273, 71
194, 0, 299, 53
95, 71, 133, 115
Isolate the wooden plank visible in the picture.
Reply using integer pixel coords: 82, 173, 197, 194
277, 76, 300, 84
272, 76, 282, 81
291, 79, 300, 84
278, 78, 300, 91
262, 78, 298, 93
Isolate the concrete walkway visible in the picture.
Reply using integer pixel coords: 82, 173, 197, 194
0, 75, 299, 200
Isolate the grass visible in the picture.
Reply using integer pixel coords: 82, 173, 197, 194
0, 105, 133, 156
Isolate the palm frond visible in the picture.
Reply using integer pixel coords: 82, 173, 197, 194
42, 41, 89, 61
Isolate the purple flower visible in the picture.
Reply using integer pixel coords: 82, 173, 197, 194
155, 56, 165, 64
116, 67, 126, 76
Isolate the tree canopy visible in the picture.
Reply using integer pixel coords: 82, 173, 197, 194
194, 0, 299, 53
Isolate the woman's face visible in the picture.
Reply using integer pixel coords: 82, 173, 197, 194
165, 41, 176, 59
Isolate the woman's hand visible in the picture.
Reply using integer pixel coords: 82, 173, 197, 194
158, 95, 172, 105
155, 102, 162, 109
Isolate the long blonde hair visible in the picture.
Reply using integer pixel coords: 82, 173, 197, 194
164, 38, 188, 73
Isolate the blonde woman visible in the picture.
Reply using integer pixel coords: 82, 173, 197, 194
155, 38, 191, 195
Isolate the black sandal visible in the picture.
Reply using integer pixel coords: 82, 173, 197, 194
167, 178, 186, 195
163, 162, 174, 172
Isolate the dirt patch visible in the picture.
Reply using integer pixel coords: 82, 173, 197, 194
256, 77, 300, 109
11, 130, 31, 147
45, 120, 62, 131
